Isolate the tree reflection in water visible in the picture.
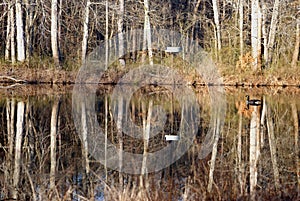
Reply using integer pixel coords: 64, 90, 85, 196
0, 86, 298, 200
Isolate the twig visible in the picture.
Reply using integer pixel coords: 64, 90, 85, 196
0, 76, 27, 83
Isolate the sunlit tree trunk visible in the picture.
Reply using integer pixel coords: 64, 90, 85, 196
239, 0, 244, 60
50, 97, 61, 195
10, 3, 16, 64
82, 0, 90, 64
212, 0, 221, 52
262, 2, 268, 64
51, 0, 60, 67
266, 0, 280, 67
143, 0, 153, 65
16, 0, 25, 62
117, 0, 125, 66
12, 101, 25, 199
251, 0, 261, 70
105, 0, 109, 69
25, 0, 35, 61
291, 22, 299, 68
5, 7, 11, 61
266, 103, 280, 190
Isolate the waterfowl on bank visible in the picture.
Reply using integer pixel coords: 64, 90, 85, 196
246, 95, 261, 107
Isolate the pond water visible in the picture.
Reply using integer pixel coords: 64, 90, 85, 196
0, 85, 299, 200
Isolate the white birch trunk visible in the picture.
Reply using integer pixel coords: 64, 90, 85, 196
251, 0, 261, 70
82, 0, 90, 64
16, 0, 25, 62
291, 21, 299, 68
266, 0, 280, 67
50, 98, 61, 193
117, 0, 125, 66
262, 3, 268, 64
212, 0, 221, 51
12, 101, 25, 199
10, 4, 16, 64
5, 8, 11, 61
239, 0, 244, 58
51, 0, 60, 67
144, 0, 153, 65
105, 0, 109, 69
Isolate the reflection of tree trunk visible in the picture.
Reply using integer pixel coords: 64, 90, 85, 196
81, 101, 90, 174
207, 116, 221, 192
117, 97, 123, 191
50, 97, 61, 195
249, 106, 260, 199
237, 113, 245, 195
266, 103, 280, 190
260, 97, 266, 147
291, 103, 299, 189
140, 100, 152, 186
5, 99, 15, 197
12, 101, 25, 199
81, 99, 90, 195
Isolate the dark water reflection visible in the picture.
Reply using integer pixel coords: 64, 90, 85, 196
0, 85, 299, 200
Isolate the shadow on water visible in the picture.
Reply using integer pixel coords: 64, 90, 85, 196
0, 85, 299, 200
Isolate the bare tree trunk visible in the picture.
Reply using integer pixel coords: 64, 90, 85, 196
291, 22, 299, 68
105, 0, 109, 69
25, 0, 34, 61
82, 0, 90, 64
16, 0, 26, 62
10, 3, 16, 64
50, 97, 61, 195
262, 2, 268, 64
266, 0, 280, 67
239, 0, 244, 59
51, 0, 60, 67
266, 103, 280, 190
251, 0, 261, 70
117, 0, 125, 66
5, 7, 11, 61
12, 101, 25, 199
143, 0, 153, 65
212, 0, 221, 52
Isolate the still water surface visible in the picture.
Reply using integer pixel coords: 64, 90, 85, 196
0, 85, 299, 200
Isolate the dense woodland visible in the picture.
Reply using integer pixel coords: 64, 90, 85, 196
0, 0, 299, 70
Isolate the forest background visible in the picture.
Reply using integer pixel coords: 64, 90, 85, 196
0, 0, 299, 84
